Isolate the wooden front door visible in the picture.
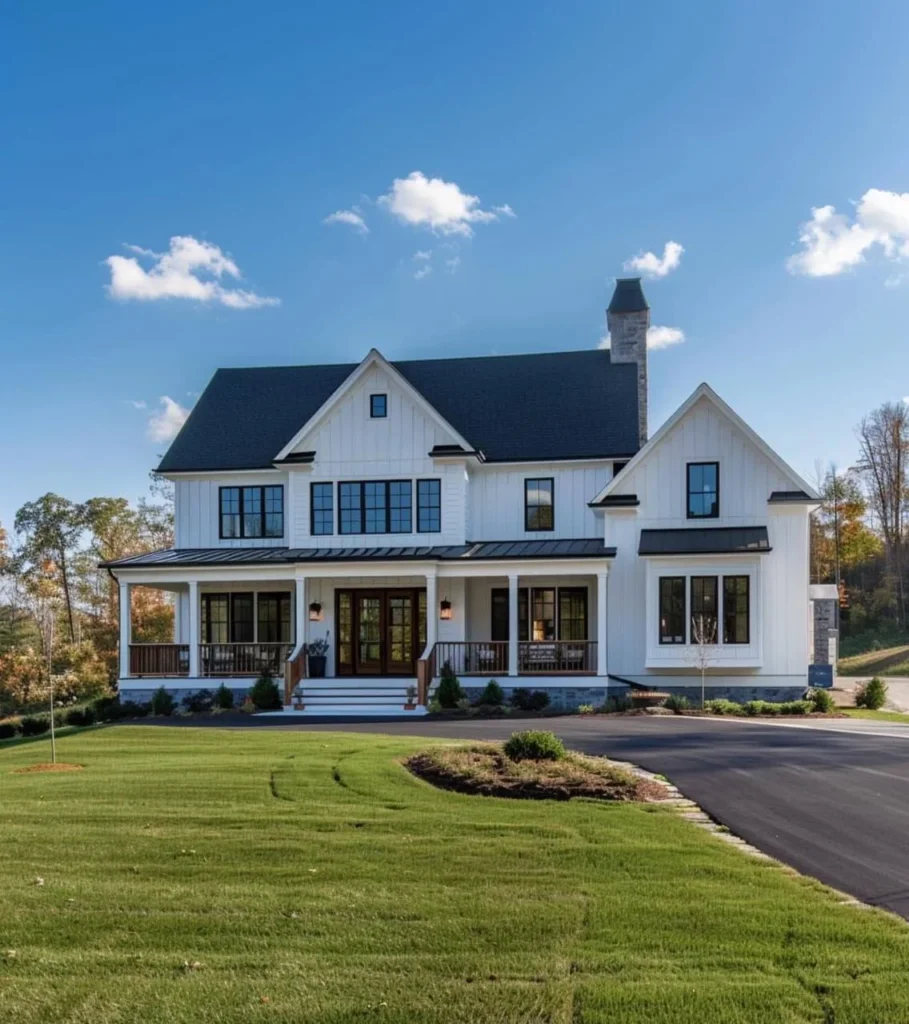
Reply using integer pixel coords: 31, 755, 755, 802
336, 588, 425, 676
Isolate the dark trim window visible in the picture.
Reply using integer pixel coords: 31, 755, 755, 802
219, 486, 284, 539
338, 480, 412, 535
491, 586, 585, 642
558, 588, 588, 641
417, 478, 441, 533
687, 462, 719, 519
257, 593, 292, 644
311, 482, 334, 535
659, 577, 686, 644
690, 576, 718, 644
524, 478, 554, 531
202, 593, 254, 643
613, 460, 628, 477
723, 576, 750, 644
370, 394, 387, 418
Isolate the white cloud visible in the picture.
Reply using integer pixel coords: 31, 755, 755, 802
598, 325, 685, 351
413, 264, 433, 281
379, 171, 515, 237
147, 396, 190, 443
445, 256, 461, 274
787, 189, 909, 278
125, 399, 147, 409
323, 209, 369, 234
623, 241, 684, 279
105, 236, 279, 309
412, 249, 432, 261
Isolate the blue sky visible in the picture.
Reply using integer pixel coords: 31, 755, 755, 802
2, 1, 908, 531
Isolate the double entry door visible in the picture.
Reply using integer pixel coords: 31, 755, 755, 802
336, 588, 427, 676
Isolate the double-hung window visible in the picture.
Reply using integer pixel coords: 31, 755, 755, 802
723, 576, 750, 644
417, 479, 441, 533
219, 486, 284, 539
687, 462, 719, 519
202, 593, 254, 643
659, 577, 686, 644
524, 478, 554, 531
658, 573, 750, 646
690, 577, 718, 644
338, 481, 413, 535
311, 483, 334, 535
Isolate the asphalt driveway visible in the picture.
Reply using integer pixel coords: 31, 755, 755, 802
135, 713, 909, 920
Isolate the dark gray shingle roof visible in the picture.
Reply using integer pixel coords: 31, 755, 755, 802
156, 350, 640, 472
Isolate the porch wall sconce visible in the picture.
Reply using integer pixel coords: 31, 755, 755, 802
439, 598, 453, 620
308, 602, 323, 622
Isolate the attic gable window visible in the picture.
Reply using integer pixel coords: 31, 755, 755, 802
219, 486, 284, 539
687, 462, 719, 519
370, 394, 387, 418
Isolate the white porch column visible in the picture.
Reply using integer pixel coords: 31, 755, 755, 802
294, 576, 307, 652
188, 580, 200, 678
118, 581, 131, 679
425, 572, 438, 654
596, 569, 609, 677
508, 573, 519, 677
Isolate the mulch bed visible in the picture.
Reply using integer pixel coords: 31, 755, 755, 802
406, 744, 667, 802
12, 763, 83, 774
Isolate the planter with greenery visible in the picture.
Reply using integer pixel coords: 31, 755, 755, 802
305, 635, 330, 678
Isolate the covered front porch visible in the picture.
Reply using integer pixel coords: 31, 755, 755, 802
112, 552, 612, 709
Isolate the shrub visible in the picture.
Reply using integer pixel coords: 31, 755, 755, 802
119, 700, 149, 719
427, 698, 443, 714
456, 697, 472, 712
214, 684, 235, 710
238, 696, 257, 714
605, 695, 632, 713
478, 680, 504, 707
20, 715, 51, 736
436, 662, 464, 709
150, 686, 176, 717
704, 699, 744, 716
503, 730, 566, 762
855, 677, 887, 711
0, 721, 20, 739
91, 696, 123, 722
510, 688, 532, 710
577, 704, 595, 715
510, 688, 551, 712
808, 687, 836, 713
182, 688, 214, 714
779, 700, 812, 715
529, 690, 551, 712
663, 694, 690, 713
249, 673, 282, 711
65, 705, 96, 727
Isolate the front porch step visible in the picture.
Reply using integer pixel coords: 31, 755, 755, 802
266, 705, 427, 718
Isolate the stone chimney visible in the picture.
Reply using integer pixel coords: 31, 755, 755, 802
607, 277, 649, 448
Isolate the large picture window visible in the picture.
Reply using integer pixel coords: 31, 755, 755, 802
659, 577, 686, 645
723, 576, 750, 644
690, 576, 719, 644
257, 593, 292, 644
687, 462, 719, 519
524, 478, 554, 531
490, 587, 585, 642
417, 479, 441, 533
202, 593, 254, 643
338, 481, 413, 535
219, 486, 284, 539
311, 483, 334, 535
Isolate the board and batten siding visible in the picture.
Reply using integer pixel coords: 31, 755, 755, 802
174, 473, 289, 548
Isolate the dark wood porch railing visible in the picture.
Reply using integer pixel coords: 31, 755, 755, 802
519, 641, 597, 674
129, 643, 190, 677
434, 641, 509, 677
200, 643, 292, 678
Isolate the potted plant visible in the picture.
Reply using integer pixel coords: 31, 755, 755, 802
292, 685, 305, 711
305, 634, 330, 678
404, 684, 417, 711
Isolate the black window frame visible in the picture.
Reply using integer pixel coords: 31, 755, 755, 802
491, 586, 586, 642
690, 576, 719, 645
219, 485, 284, 540
524, 477, 555, 532
337, 480, 413, 535
723, 575, 750, 645
658, 576, 686, 645
687, 462, 720, 520
310, 482, 334, 536
613, 460, 629, 477
257, 592, 292, 644
417, 478, 442, 533
202, 592, 254, 644
370, 393, 387, 418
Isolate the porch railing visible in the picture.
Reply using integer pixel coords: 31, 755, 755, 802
129, 644, 190, 677
435, 641, 509, 676
199, 643, 292, 678
519, 640, 597, 674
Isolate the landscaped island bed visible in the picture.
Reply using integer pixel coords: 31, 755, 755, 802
3, 728, 909, 1022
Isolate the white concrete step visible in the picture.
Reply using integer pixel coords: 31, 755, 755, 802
263, 705, 428, 718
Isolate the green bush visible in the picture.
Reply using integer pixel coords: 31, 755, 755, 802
510, 688, 551, 712
604, 695, 632, 713
91, 696, 122, 721
855, 677, 887, 710
778, 700, 812, 715
478, 680, 504, 706
808, 687, 836, 713
182, 688, 214, 714
577, 704, 595, 715
528, 690, 551, 712
503, 730, 566, 762
663, 694, 690, 713
65, 706, 96, 727
150, 686, 176, 717
119, 701, 149, 719
704, 699, 745, 716
436, 662, 464, 709
249, 673, 282, 711
0, 721, 20, 740
214, 684, 235, 710
20, 715, 51, 736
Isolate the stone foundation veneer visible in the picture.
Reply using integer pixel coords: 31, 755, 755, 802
119, 685, 253, 706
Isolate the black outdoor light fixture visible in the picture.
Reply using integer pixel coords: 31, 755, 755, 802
308, 601, 323, 622
439, 598, 453, 620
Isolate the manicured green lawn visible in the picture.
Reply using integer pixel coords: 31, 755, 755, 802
842, 708, 909, 724
2, 727, 909, 1023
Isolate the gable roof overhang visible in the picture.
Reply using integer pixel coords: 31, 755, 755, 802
589, 383, 819, 506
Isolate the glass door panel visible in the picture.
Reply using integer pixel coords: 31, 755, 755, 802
356, 595, 382, 674
386, 594, 415, 674
337, 591, 353, 674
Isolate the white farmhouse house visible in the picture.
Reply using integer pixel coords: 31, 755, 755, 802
104, 279, 820, 713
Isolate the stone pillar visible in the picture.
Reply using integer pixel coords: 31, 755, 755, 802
508, 574, 519, 677
596, 570, 609, 677
188, 581, 200, 678
119, 581, 131, 679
